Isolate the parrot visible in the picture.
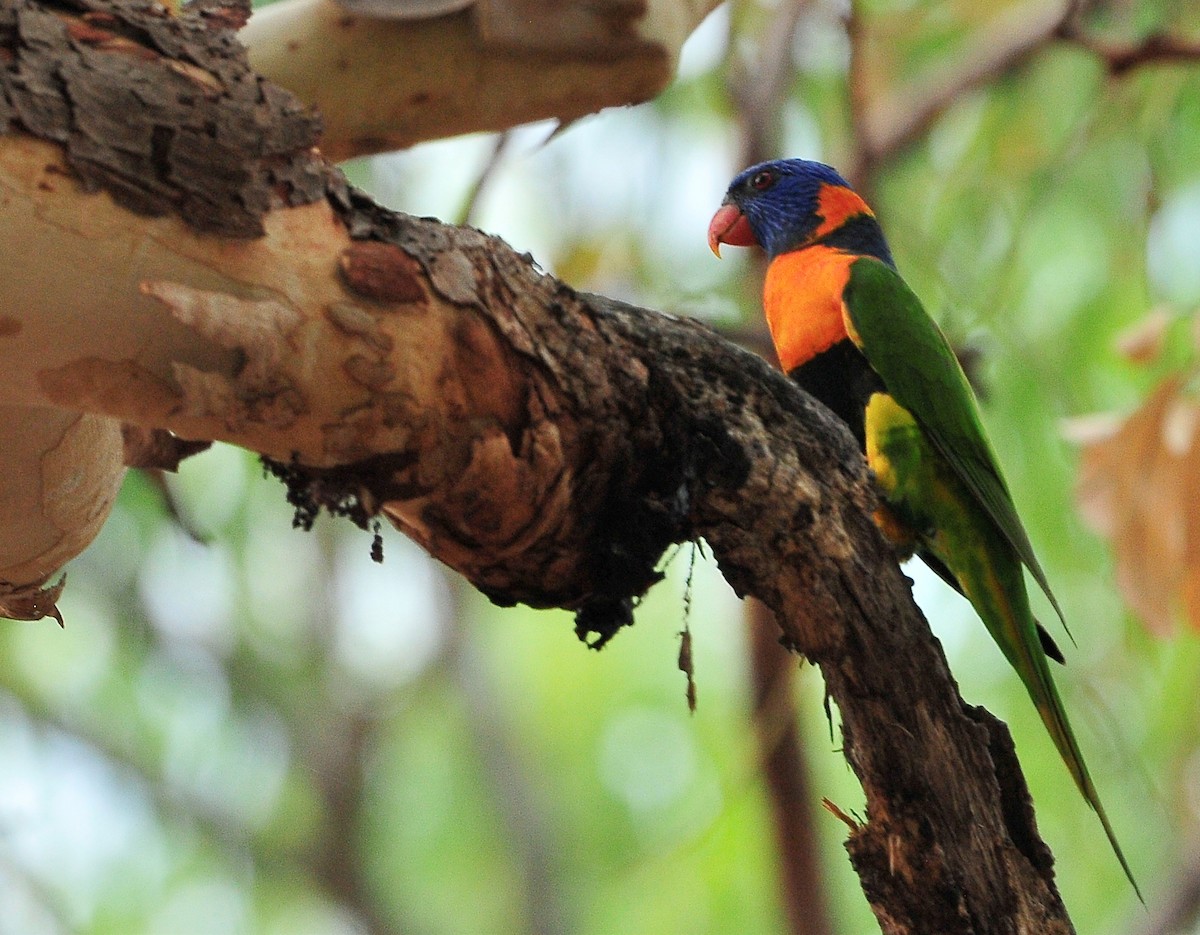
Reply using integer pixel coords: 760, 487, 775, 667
708, 157, 1139, 896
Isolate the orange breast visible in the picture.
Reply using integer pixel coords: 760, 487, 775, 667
762, 246, 855, 372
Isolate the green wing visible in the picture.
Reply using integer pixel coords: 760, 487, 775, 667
842, 257, 1066, 628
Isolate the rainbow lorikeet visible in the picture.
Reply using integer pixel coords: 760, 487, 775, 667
708, 158, 1138, 895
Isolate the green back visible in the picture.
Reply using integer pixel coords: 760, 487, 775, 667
843, 257, 1066, 627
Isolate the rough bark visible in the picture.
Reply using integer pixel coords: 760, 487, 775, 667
0, 0, 1079, 929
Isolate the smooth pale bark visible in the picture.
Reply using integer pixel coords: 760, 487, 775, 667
0, 407, 123, 619
0, 136, 439, 464
240, 0, 722, 161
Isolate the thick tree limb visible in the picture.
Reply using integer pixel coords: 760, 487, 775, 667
0, 0, 1081, 927
239, 0, 722, 162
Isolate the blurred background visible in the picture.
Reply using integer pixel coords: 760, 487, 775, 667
3, 0, 1200, 932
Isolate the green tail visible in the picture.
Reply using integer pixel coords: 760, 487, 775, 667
955, 540, 1143, 903
865, 391, 1141, 899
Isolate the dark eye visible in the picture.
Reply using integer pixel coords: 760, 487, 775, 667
750, 170, 776, 191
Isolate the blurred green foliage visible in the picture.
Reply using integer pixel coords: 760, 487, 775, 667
4, 1, 1200, 932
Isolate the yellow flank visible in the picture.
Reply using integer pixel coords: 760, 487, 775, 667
864, 392, 919, 486
864, 392, 925, 551
864, 392, 900, 488
763, 246, 855, 372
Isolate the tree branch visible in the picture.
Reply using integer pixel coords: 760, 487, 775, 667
239, 0, 723, 161
1058, 26, 1200, 76
0, 0, 1079, 927
847, 0, 1200, 175
850, 0, 1072, 174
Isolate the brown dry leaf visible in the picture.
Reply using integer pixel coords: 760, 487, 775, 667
1114, 306, 1173, 365
1074, 376, 1200, 634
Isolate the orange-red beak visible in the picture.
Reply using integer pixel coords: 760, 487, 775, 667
707, 202, 756, 257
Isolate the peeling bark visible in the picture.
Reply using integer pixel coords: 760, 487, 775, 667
1, 0, 325, 235
0, 0, 1081, 929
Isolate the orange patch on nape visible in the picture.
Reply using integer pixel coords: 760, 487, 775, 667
813, 184, 874, 239
763, 246, 856, 372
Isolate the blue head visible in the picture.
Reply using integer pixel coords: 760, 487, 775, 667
709, 158, 893, 265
